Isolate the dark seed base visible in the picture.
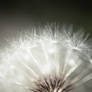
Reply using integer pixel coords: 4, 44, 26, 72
31, 75, 73, 92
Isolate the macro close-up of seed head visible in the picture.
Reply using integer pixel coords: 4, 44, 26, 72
0, 26, 92, 92
0, 1, 92, 92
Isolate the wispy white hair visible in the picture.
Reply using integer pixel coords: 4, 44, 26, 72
0, 25, 92, 92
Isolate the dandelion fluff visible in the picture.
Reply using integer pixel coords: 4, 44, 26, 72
0, 26, 92, 92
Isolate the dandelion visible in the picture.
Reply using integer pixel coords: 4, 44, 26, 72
0, 25, 92, 92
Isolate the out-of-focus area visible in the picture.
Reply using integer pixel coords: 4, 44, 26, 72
0, 0, 92, 33
0, 0, 92, 92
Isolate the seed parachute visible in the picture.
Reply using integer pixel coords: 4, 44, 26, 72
0, 26, 92, 92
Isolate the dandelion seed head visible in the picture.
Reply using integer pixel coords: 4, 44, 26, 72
0, 25, 92, 92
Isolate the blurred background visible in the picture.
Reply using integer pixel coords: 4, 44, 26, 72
0, 0, 92, 33
0, 0, 92, 92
